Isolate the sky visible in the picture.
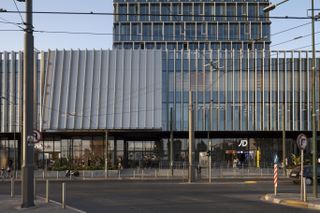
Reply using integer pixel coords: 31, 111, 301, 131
0, 0, 319, 51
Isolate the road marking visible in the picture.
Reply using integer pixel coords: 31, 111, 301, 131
244, 181, 257, 184
37, 195, 86, 213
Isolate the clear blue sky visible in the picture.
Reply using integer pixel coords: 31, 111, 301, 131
0, 0, 319, 51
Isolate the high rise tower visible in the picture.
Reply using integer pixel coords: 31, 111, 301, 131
113, 0, 271, 50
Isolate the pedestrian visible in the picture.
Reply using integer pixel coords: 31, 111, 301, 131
197, 164, 202, 178
7, 166, 11, 178
1, 167, 5, 179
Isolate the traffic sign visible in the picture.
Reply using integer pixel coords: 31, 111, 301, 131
296, 133, 307, 150
33, 129, 42, 143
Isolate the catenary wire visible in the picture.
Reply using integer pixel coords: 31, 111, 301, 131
11, 0, 24, 25
0, 10, 313, 20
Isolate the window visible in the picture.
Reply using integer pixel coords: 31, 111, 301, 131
143, 24, 152, 41
186, 23, 195, 41
183, 3, 193, 21
172, 3, 182, 21
120, 23, 130, 41
140, 4, 148, 21
175, 23, 184, 41
131, 23, 141, 41
237, 4, 247, 21
153, 23, 163, 41
194, 3, 204, 21
164, 23, 174, 41
248, 4, 257, 21
208, 23, 217, 40
216, 3, 225, 21
119, 4, 127, 21
150, 4, 160, 21
227, 4, 236, 21
229, 24, 239, 40
161, 3, 170, 21
129, 4, 138, 21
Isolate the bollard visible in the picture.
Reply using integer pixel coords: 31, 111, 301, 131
62, 182, 66, 209
83, 170, 85, 180
133, 170, 136, 178
10, 178, 14, 197
155, 170, 157, 178
118, 170, 121, 179
142, 169, 144, 180
91, 171, 93, 178
303, 177, 307, 202
34, 178, 36, 199
43, 170, 45, 179
46, 179, 49, 203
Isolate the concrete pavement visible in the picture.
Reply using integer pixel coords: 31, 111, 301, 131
263, 193, 320, 211
0, 195, 85, 213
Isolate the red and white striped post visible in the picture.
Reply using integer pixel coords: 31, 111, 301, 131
273, 154, 279, 196
274, 163, 278, 196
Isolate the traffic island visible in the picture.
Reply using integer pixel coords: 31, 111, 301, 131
262, 193, 320, 210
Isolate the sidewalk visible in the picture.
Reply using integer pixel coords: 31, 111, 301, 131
0, 195, 85, 213
262, 193, 320, 210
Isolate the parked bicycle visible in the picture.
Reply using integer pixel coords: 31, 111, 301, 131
65, 170, 80, 177
1, 167, 9, 179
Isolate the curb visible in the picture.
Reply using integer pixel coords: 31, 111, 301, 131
262, 194, 320, 210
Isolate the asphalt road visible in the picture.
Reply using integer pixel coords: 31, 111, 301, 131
0, 179, 318, 213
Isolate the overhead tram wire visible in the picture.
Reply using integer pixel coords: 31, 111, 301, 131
0, 16, 24, 30
0, 10, 313, 20
0, 29, 22, 32
270, 22, 312, 37
11, 0, 25, 25
271, 31, 320, 47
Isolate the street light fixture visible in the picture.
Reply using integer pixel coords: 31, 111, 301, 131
263, 0, 290, 13
264, 0, 317, 198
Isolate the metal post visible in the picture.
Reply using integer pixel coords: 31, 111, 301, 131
45, 179, 49, 203
13, 112, 16, 179
105, 131, 108, 179
303, 177, 307, 202
62, 182, 66, 209
311, 0, 317, 198
282, 102, 286, 177
170, 107, 174, 176
208, 141, 212, 183
301, 149, 304, 200
11, 177, 14, 197
33, 178, 36, 199
188, 90, 195, 183
21, 0, 35, 208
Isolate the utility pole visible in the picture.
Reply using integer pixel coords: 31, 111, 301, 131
21, 0, 35, 208
188, 90, 195, 183
311, 0, 317, 198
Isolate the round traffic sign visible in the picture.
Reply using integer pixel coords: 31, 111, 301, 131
296, 133, 307, 150
33, 129, 42, 143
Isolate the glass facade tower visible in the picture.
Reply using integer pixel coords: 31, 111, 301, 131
113, 0, 271, 50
